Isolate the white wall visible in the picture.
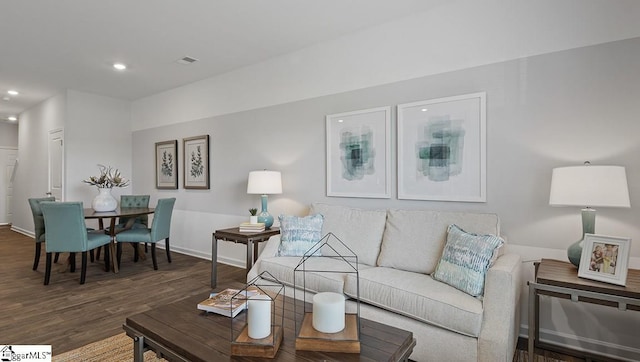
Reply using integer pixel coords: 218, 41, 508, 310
12, 93, 66, 235
0, 123, 18, 147
131, 0, 640, 132
64, 90, 132, 214
12, 90, 132, 234
130, 37, 640, 359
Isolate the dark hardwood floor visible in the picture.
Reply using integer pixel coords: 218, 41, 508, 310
0, 225, 246, 355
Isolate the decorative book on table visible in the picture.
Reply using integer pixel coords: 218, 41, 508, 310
197, 288, 260, 317
239, 222, 265, 233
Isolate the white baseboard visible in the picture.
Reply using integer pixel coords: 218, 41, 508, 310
158, 244, 245, 269
519, 325, 640, 361
11, 226, 34, 238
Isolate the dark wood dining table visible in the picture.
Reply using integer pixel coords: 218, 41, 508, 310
84, 207, 155, 273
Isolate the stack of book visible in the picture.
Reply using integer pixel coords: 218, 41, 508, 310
197, 288, 260, 317
239, 222, 265, 233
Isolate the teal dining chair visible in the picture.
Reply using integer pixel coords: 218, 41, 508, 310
96, 194, 151, 261
40, 201, 112, 285
115, 198, 175, 270
28, 197, 59, 270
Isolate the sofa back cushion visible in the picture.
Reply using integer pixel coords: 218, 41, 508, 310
310, 203, 387, 266
377, 209, 499, 274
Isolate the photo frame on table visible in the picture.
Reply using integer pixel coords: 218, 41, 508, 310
397, 92, 486, 202
578, 234, 631, 286
183, 135, 210, 189
155, 140, 178, 189
326, 106, 391, 198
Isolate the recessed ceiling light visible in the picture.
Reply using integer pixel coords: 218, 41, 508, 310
421, 108, 428, 112
2, 97, 9, 101
7, 90, 19, 96
8, 116, 17, 121
113, 63, 127, 71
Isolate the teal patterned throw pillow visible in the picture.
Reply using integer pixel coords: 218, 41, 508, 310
432, 224, 504, 297
277, 214, 324, 257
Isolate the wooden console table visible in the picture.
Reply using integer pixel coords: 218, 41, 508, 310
528, 258, 640, 361
211, 227, 280, 288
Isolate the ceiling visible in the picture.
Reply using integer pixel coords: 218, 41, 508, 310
0, 0, 448, 123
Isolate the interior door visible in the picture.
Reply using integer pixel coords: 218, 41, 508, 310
48, 129, 64, 201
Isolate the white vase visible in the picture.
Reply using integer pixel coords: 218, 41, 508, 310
92, 188, 117, 212
250, 216, 258, 224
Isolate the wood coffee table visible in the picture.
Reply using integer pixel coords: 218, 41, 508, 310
123, 294, 415, 361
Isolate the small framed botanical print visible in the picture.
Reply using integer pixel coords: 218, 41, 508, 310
183, 135, 210, 189
155, 140, 178, 189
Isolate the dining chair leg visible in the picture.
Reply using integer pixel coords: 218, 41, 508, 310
90, 249, 95, 263
54, 252, 60, 263
69, 253, 76, 273
165, 238, 172, 263
151, 243, 158, 270
80, 252, 88, 284
117, 243, 122, 269
96, 246, 102, 260
33, 242, 42, 270
44, 253, 52, 285
103, 245, 110, 272
133, 244, 139, 262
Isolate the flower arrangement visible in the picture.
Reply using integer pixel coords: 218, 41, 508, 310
83, 164, 130, 188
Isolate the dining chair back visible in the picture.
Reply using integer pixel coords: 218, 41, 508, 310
40, 201, 111, 285
119, 194, 150, 227
115, 198, 176, 270
28, 196, 55, 270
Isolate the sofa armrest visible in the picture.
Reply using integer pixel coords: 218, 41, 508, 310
478, 253, 522, 361
247, 235, 281, 282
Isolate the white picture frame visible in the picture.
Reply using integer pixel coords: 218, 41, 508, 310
397, 92, 486, 202
326, 106, 391, 198
578, 234, 631, 286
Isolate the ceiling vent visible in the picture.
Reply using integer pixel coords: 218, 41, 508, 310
177, 56, 199, 65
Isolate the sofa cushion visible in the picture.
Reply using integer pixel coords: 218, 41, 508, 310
344, 267, 484, 337
277, 214, 324, 257
257, 256, 374, 294
310, 203, 386, 266
432, 224, 504, 297
377, 209, 500, 274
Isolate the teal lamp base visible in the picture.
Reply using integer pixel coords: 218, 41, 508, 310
567, 208, 596, 268
257, 194, 274, 229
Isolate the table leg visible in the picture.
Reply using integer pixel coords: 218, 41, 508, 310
528, 282, 536, 361
246, 240, 253, 274
211, 235, 217, 288
109, 217, 119, 273
133, 335, 145, 362
253, 241, 260, 263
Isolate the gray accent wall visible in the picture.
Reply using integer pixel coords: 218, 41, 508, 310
131, 37, 640, 359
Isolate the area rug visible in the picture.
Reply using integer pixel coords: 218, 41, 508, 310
52, 333, 165, 362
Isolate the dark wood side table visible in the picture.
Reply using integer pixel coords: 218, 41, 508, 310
211, 227, 280, 288
528, 258, 640, 361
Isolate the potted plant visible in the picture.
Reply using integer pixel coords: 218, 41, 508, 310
249, 208, 258, 224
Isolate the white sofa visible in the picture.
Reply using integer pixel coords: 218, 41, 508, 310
247, 203, 522, 361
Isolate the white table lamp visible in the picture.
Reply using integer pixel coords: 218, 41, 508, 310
247, 170, 282, 229
549, 162, 630, 267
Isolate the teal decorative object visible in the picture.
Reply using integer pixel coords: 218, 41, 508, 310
257, 194, 274, 229
567, 208, 596, 267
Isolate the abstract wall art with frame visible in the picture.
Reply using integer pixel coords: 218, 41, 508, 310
326, 106, 391, 198
397, 92, 486, 202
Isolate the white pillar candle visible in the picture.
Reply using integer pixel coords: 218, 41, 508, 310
247, 295, 271, 339
312, 292, 345, 333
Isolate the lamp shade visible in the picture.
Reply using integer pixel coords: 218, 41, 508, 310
549, 165, 630, 208
247, 170, 282, 195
